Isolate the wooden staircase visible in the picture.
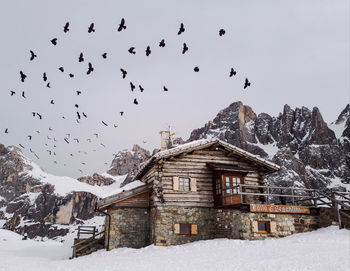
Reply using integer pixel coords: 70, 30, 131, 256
71, 226, 105, 259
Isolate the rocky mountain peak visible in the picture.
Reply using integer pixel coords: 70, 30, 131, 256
335, 104, 350, 125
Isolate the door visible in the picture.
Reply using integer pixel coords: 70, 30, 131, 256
222, 174, 243, 205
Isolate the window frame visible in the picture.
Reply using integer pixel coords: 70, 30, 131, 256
257, 221, 270, 233
179, 223, 192, 235
178, 177, 191, 191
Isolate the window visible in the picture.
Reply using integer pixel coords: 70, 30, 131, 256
179, 224, 191, 234
257, 221, 270, 233
215, 178, 222, 195
178, 177, 190, 191
174, 223, 198, 235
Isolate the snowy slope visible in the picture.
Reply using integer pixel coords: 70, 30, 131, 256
0, 226, 349, 271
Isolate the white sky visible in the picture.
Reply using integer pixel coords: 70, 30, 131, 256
0, 0, 349, 178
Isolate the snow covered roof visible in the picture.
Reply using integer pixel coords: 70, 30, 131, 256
134, 138, 280, 181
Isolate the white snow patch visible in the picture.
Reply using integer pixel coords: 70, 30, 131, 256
254, 141, 279, 158
329, 121, 346, 139
0, 226, 349, 271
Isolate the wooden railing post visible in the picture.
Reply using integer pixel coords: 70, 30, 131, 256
313, 190, 318, 207
333, 192, 342, 229
267, 186, 270, 204
239, 185, 243, 204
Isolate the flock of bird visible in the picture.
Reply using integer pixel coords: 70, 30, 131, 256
3, 18, 251, 175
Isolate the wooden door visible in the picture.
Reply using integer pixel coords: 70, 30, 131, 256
222, 174, 243, 205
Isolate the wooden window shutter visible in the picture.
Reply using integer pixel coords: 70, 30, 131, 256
191, 224, 198, 235
174, 224, 180, 234
173, 176, 179, 190
190, 178, 197, 192
252, 221, 258, 233
270, 221, 277, 233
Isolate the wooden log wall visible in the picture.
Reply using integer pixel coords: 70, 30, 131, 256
141, 148, 265, 207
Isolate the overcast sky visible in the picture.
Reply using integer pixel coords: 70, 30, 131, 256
0, 0, 349, 178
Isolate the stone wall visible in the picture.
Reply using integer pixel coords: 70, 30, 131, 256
151, 206, 215, 246
108, 207, 150, 250
216, 208, 324, 240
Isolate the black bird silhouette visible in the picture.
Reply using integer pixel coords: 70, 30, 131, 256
118, 18, 126, 32
36, 130, 40, 134
100, 143, 106, 147
229, 68, 237, 77
81, 162, 86, 165
82, 112, 87, 118
10, 91, 15, 96
64, 138, 70, 144
87, 138, 92, 142
88, 23, 95, 33
75, 104, 79, 108
114, 124, 118, 128
87, 62, 94, 74
182, 43, 188, 54
194, 66, 199, 72
32, 112, 36, 117
49, 127, 53, 131
37, 113, 42, 119
145, 46, 151, 56
244, 78, 251, 89
30, 50, 37, 61
93, 133, 98, 138
43, 72, 47, 81
133, 98, 138, 105
79, 53, 84, 62
46, 82, 51, 88
163, 86, 168, 91
51, 38, 57, 45
178, 23, 185, 35
30, 148, 34, 153
128, 47, 136, 54
19, 144, 25, 149
77, 112, 81, 119
50, 100, 54, 104
102, 121, 108, 126
76, 90, 82, 95
22, 91, 26, 98
159, 39, 166, 47
5, 128, 8, 133
74, 138, 79, 143
120, 68, 127, 78
34, 154, 39, 159
102, 53, 107, 59
120, 111, 124, 116
47, 150, 52, 155
64, 22, 69, 33
20, 71, 27, 82
130, 82, 135, 91
139, 85, 144, 92
59, 67, 64, 72
27, 135, 32, 140
219, 29, 226, 36
69, 73, 74, 78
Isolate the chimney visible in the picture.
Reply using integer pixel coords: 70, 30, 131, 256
160, 130, 171, 151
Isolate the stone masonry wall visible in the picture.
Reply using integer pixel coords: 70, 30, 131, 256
108, 207, 150, 250
151, 206, 215, 246
216, 208, 321, 240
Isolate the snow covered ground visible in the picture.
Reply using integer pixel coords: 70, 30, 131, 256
0, 226, 349, 271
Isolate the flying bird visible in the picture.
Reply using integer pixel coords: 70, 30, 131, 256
20, 71, 27, 82
75, 104, 79, 108
130, 82, 135, 91
93, 133, 98, 138
120, 68, 127, 78
182, 43, 188, 54
120, 111, 124, 116
50, 100, 54, 104
79, 53, 84, 62
27, 135, 32, 140
37, 113, 42, 119
46, 82, 51, 88
163, 86, 168, 91
244, 78, 251, 89
82, 112, 87, 118
5, 128, 8, 133
30, 50, 37, 61
87, 62, 94, 74
51, 38, 57, 45
102, 121, 108, 126
145, 46, 151, 56
133, 98, 138, 105
128, 47, 136, 54
69, 73, 74, 78
74, 138, 79, 143
64, 138, 70, 144
102, 53, 107, 59
76, 90, 82, 95
114, 124, 118, 128
77, 111, 81, 119
87, 138, 92, 142
194, 66, 199, 72
59, 67, 64, 72
10, 91, 15, 96
19, 144, 25, 149
100, 143, 106, 147
139, 85, 144, 92
219, 29, 226, 36
159, 39, 166, 47
229, 68, 237, 77
88, 23, 95, 33
43, 72, 47, 81
21, 91, 26, 98
118, 18, 126, 32
63, 22, 69, 33
178, 23, 185, 35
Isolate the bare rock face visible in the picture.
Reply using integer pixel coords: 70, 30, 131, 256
107, 144, 151, 186
0, 145, 99, 239
77, 173, 115, 186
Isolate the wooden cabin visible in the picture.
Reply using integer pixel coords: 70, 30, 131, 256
96, 137, 347, 250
